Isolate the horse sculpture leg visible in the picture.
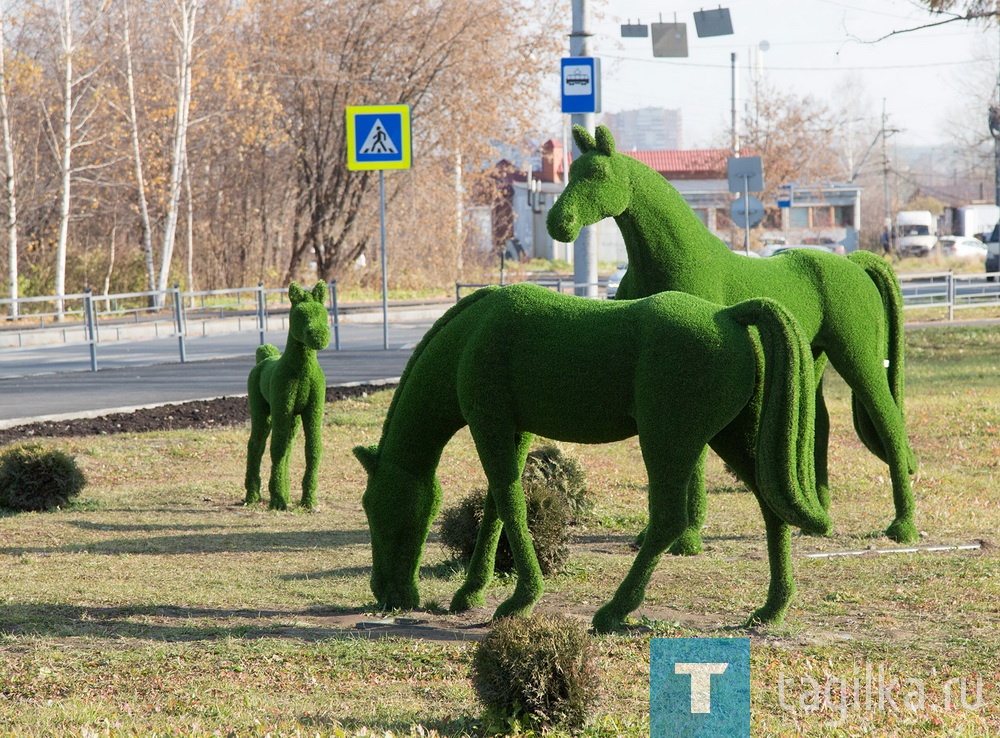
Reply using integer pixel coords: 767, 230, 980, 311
835, 359, 917, 543
300, 400, 323, 509
450, 491, 503, 612
266, 412, 300, 511
244, 369, 270, 505
748, 501, 796, 625
814, 377, 831, 512
468, 427, 542, 620
667, 447, 707, 556
593, 434, 700, 633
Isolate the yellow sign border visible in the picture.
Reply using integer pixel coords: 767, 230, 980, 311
346, 105, 412, 171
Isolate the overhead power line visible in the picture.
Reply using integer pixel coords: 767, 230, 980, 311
598, 51, 983, 73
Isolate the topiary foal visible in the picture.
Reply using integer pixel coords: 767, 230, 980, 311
245, 282, 330, 510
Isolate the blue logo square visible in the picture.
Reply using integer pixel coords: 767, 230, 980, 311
650, 638, 750, 738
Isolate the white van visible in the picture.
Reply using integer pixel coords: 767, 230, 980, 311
895, 211, 938, 257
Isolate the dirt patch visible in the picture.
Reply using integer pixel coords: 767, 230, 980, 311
0, 383, 392, 447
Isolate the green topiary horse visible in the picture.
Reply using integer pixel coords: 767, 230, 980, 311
354, 283, 831, 632
245, 282, 330, 510
547, 125, 918, 549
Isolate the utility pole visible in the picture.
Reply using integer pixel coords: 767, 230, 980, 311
570, 0, 597, 297
731, 52, 740, 156
882, 100, 893, 254
992, 25, 1000, 208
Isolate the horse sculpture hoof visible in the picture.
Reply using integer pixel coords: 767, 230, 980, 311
592, 606, 625, 634
668, 529, 703, 556
450, 588, 485, 613
492, 598, 535, 621
886, 519, 918, 544
745, 605, 786, 628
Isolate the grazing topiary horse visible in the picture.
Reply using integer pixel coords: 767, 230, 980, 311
547, 124, 917, 550
354, 283, 831, 632
245, 281, 330, 510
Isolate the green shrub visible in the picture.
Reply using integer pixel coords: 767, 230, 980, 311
471, 613, 599, 733
439, 484, 570, 576
522, 445, 592, 521
0, 444, 86, 512
438, 445, 588, 576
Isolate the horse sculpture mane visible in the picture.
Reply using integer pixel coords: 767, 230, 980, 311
355, 283, 829, 632
548, 125, 917, 555
245, 281, 330, 510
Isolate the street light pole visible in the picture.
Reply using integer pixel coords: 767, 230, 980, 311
570, 0, 597, 297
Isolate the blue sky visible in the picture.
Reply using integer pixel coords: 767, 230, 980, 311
565, 0, 998, 149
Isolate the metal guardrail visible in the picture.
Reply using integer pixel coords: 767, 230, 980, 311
897, 270, 1000, 321
1, 269, 997, 373
456, 278, 607, 301
0, 282, 344, 372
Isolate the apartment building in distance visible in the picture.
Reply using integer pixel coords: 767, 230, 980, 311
600, 107, 682, 151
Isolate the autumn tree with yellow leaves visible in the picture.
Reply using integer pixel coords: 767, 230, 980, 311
0, 0, 564, 303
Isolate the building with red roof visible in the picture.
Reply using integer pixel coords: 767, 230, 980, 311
491, 137, 861, 264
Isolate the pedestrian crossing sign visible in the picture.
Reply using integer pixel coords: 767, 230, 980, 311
346, 105, 412, 170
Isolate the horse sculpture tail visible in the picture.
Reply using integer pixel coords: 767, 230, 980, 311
846, 250, 916, 473
727, 297, 832, 535
255, 344, 280, 364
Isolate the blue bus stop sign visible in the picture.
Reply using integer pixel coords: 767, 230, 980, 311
561, 57, 601, 114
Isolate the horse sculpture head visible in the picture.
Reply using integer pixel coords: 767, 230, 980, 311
354, 443, 442, 611
288, 282, 330, 351
547, 125, 633, 243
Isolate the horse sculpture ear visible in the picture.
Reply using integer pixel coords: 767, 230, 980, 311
289, 282, 307, 304
311, 281, 327, 304
353, 444, 379, 475
595, 125, 616, 156
572, 124, 596, 154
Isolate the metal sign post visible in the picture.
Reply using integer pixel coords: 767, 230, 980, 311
346, 104, 412, 349
727, 156, 765, 254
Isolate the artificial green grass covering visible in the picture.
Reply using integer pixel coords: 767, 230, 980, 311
354, 282, 829, 632
548, 124, 917, 548
245, 282, 330, 510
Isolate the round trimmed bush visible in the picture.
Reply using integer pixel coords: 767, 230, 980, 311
438, 445, 588, 576
522, 445, 591, 521
439, 483, 570, 576
0, 444, 86, 512
471, 613, 599, 733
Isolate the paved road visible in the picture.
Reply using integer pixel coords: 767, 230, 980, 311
1, 304, 996, 429
0, 320, 434, 380
0, 341, 418, 428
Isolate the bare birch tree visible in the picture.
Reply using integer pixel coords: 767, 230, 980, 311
156, 0, 199, 298
43, 0, 108, 317
117, 0, 155, 292
0, 13, 19, 316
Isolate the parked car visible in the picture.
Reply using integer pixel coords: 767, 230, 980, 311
606, 264, 627, 298
984, 223, 1000, 280
937, 235, 987, 260
759, 243, 837, 258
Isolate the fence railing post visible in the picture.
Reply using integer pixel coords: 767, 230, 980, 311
256, 281, 266, 346
328, 279, 340, 351
84, 288, 98, 372
172, 284, 187, 362
948, 270, 955, 322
